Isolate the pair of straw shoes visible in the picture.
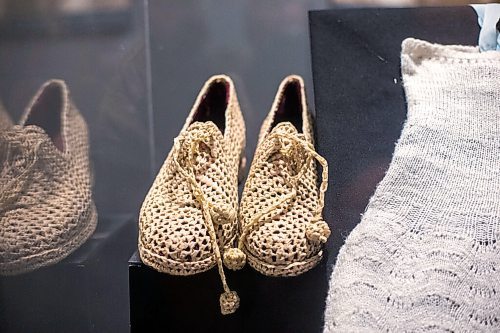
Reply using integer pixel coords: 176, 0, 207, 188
0, 80, 97, 276
138, 75, 331, 314
0, 76, 329, 314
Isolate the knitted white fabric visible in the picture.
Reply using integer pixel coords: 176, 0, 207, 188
324, 38, 500, 332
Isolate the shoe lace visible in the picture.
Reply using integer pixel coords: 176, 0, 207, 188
223, 130, 330, 271
0, 127, 44, 213
171, 124, 239, 315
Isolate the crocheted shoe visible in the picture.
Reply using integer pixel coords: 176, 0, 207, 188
224, 75, 329, 277
138, 75, 246, 314
0, 79, 97, 275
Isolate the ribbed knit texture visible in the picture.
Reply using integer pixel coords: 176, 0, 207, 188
324, 38, 500, 332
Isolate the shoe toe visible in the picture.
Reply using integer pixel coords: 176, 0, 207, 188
139, 202, 216, 273
0, 202, 92, 274
245, 214, 322, 274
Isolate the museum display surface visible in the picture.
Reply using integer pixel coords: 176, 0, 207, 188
0, 1, 499, 333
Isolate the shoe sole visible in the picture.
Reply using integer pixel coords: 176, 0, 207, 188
138, 243, 217, 275
245, 247, 323, 277
138, 233, 239, 275
0, 202, 98, 276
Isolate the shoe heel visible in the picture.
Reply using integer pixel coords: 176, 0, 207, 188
238, 154, 246, 184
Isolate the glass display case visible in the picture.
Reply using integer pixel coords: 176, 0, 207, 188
0, 1, 146, 332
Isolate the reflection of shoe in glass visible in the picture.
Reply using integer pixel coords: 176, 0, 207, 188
139, 75, 246, 315
225, 75, 330, 277
0, 101, 13, 129
0, 79, 97, 276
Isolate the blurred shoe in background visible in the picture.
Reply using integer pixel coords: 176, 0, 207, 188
0, 79, 97, 275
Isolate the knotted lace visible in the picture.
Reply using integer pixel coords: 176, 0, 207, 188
171, 124, 239, 315
224, 130, 330, 271
0, 126, 45, 213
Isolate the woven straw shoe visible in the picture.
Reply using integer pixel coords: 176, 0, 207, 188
139, 75, 246, 314
224, 75, 330, 277
0, 79, 97, 276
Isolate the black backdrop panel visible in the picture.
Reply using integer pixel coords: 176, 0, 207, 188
310, 6, 479, 276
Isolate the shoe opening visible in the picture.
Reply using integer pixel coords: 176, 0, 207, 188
272, 79, 303, 133
192, 79, 229, 134
25, 81, 65, 152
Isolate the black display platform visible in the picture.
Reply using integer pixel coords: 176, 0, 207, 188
310, 6, 479, 277
129, 6, 480, 333
129, 251, 328, 333
0, 215, 136, 333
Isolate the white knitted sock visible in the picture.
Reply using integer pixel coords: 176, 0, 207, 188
324, 38, 500, 332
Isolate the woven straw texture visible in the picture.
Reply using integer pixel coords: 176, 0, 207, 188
139, 75, 246, 314
324, 38, 500, 332
224, 75, 330, 277
0, 79, 97, 276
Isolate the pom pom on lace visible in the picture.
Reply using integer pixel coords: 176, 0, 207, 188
223, 247, 246, 270
305, 220, 331, 244
211, 205, 237, 225
220, 290, 240, 315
